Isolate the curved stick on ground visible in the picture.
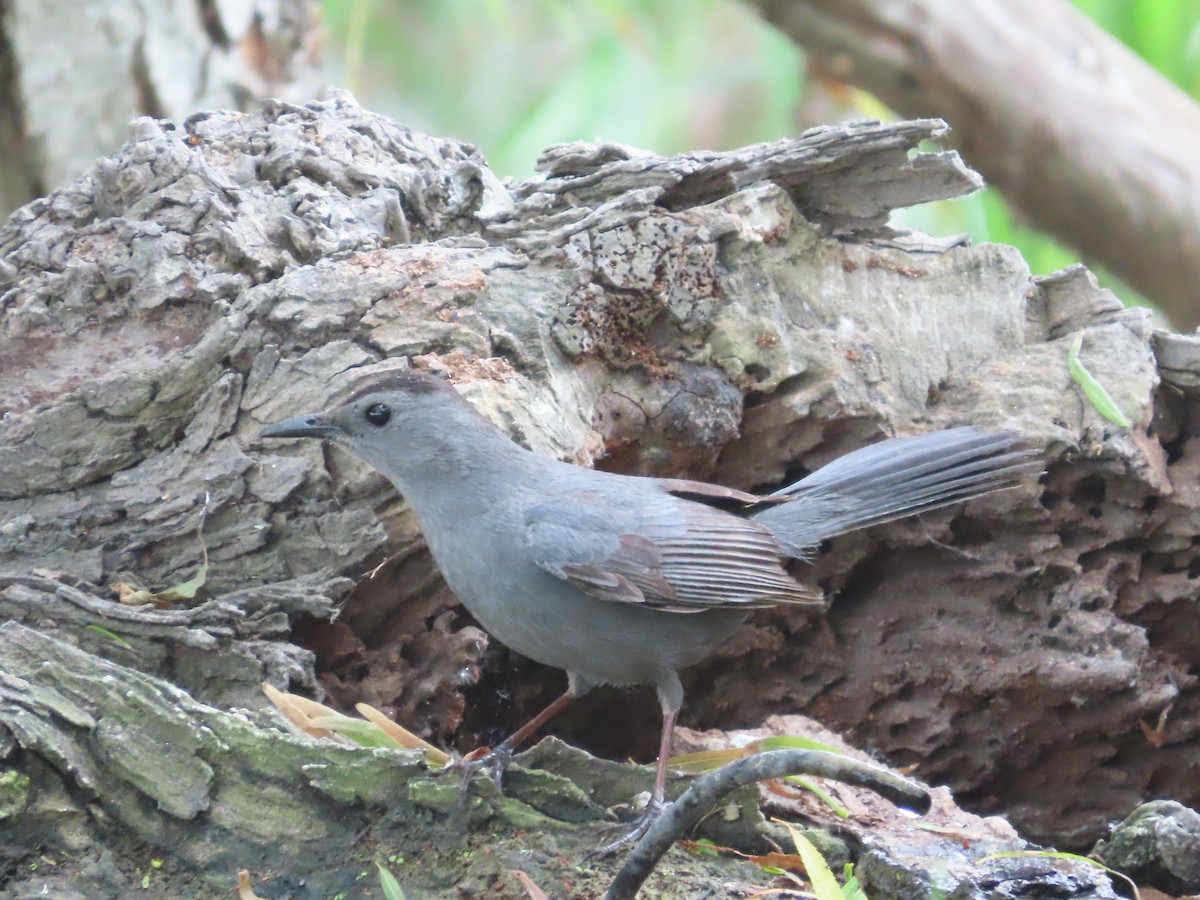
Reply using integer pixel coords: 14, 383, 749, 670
604, 749, 931, 900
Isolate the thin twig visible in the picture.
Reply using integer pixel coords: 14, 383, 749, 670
604, 749, 930, 900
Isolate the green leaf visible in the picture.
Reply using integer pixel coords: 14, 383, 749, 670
667, 747, 746, 773
777, 820, 852, 900
377, 862, 406, 900
784, 775, 851, 818
85, 625, 132, 648
1067, 331, 1132, 427
758, 735, 846, 754
759, 737, 853, 816
311, 715, 408, 750
842, 863, 869, 900
155, 563, 208, 602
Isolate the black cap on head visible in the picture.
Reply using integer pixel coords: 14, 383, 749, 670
341, 369, 456, 404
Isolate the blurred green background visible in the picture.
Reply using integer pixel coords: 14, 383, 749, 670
321, 0, 1200, 307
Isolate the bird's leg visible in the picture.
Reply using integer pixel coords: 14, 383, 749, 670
452, 688, 576, 792
650, 705, 679, 811
592, 687, 681, 857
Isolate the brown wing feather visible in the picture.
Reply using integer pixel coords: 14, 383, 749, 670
657, 478, 788, 508
560, 534, 679, 606
529, 486, 820, 613
649, 502, 820, 609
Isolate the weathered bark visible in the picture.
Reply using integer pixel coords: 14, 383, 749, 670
749, 0, 1200, 329
0, 93, 1193, 895
1094, 800, 1200, 895
0, 0, 320, 216
0, 619, 1121, 899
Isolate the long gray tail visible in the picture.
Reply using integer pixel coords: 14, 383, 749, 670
751, 427, 1038, 558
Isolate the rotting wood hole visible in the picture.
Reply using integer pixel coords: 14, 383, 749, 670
742, 370, 812, 409
1161, 432, 1188, 463
948, 516, 999, 548
743, 362, 771, 381
1068, 474, 1106, 518
1039, 489, 1062, 510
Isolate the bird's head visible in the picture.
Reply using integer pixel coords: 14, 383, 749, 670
258, 370, 502, 485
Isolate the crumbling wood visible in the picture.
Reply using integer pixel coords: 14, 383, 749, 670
2, 618, 1125, 898
0, 94, 1191, 895
3, 620, 1090, 898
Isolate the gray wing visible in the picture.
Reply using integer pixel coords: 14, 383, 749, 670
753, 427, 1038, 557
524, 485, 819, 613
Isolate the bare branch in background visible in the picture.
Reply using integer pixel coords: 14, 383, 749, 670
751, 0, 1200, 328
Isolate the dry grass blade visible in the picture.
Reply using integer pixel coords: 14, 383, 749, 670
511, 869, 550, 900
236, 869, 268, 899
261, 683, 350, 744
356, 703, 452, 766
680, 839, 807, 875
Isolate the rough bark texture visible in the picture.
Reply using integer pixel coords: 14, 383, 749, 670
0, 0, 320, 217
749, 0, 1200, 330
0, 94, 1194, 895
2, 618, 1124, 898
1094, 800, 1200, 895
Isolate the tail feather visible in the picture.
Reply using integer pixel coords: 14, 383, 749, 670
752, 427, 1038, 557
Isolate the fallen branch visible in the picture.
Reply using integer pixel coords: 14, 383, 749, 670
605, 749, 930, 900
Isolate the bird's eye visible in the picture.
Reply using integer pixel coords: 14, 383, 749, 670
364, 403, 391, 427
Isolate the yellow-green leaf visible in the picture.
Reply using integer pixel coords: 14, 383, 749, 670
355, 703, 451, 766
310, 715, 408, 750
667, 747, 746, 774
156, 563, 208, 601
377, 862, 406, 900
759, 735, 845, 754
85, 625, 131, 647
784, 775, 850, 818
776, 819, 846, 900
1067, 332, 1132, 428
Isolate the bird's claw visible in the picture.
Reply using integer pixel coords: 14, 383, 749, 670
588, 794, 668, 858
440, 743, 517, 806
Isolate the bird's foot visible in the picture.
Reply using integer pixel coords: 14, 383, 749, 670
439, 742, 516, 807
589, 793, 668, 858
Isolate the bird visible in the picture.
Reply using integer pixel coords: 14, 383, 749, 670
260, 369, 1037, 846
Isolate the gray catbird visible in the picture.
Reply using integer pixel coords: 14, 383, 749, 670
261, 371, 1036, 842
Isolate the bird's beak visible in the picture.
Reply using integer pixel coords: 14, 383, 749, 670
259, 412, 342, 440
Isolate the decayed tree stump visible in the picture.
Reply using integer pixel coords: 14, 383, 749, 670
0, 92, 1194, 897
